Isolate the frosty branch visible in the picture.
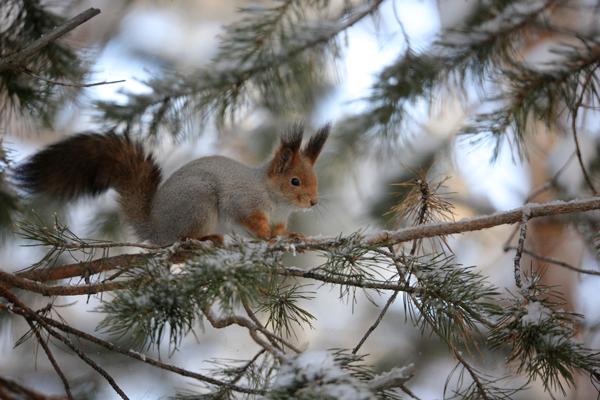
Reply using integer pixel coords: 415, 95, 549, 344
7, 196, 599, 291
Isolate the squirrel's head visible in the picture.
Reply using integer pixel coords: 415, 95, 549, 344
267, 123, 330, 209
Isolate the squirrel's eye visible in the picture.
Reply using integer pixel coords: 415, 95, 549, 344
291, 177, 301, 186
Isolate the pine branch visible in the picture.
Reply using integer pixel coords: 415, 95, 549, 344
489, 280, 600, 394
96, 0, 384, 135
0, 284, 130, 400
8, 197, 600, 290
0, 8, 100, 73
345, 0, 558, 138
461, 35, 600, 156
0, 4, 99, 124
0, 292, 265, 395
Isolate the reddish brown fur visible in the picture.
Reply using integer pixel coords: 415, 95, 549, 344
16, 133, 162, 231
268, 152, 318, 208
265, 124, 329, 209
239, 210, 271, 239
272, 223, 287, 237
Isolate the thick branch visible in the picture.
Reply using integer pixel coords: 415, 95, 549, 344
17, 253, 151, 282
357, 196, 600, 247
12, 197, 599, 288
0, 197, 597, 297
0, 8, 101, 73
0, 270, 133, 296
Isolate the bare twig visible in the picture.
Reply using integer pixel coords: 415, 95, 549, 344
0, 375, 66, 400
25, 318, 73, 400
571, 71, 598, 194
23, 69, 125, 88
0, 286, 129, 400
0, 8, 101, 73
241, 298, 301, 354
357, 197, 600, 249
526, 153, 576, 203
513, 209, 531, 289
42, 312, 262, 394
503, 153, 578, 249
45, 326, 129, 400
352, 291, 398, 354
505, 246, 600, 276
202, 306, 285, 361
17, 253, 151, 282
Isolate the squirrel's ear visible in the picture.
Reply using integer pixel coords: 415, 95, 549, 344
269, 124, 303, 174
303, 124, 330, 164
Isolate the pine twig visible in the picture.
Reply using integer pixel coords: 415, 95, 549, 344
505, 246, 600, 276
352, 290, 398, 354
0, 285, 129, 400
571, 70, 598, 194
0, 291, 265, 395
353, 178, 434, 355
25, 318, 73, 400
211, 349, 267, 400
23, 69, 125, 88
0, 375, 66, 400
202, 306, 285, 361
241, 298, 301, 354
0, 8, 101, 73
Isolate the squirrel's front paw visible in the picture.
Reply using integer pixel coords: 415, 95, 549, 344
286, 231, 305, 241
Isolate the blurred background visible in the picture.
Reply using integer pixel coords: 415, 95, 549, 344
1, 0, 599, 399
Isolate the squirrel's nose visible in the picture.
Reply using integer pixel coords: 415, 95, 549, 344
310, 199, 318, 207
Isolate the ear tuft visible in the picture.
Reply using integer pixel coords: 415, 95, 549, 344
281, 122, 304, 152
303, 123, 330, 164
269, 123, 304, 175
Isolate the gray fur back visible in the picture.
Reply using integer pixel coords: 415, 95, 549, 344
146, 156, 274, 245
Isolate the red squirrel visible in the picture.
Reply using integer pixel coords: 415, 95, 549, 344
16, 124, 329, 245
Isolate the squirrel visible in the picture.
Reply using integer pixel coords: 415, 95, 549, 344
15, 124, 329, 245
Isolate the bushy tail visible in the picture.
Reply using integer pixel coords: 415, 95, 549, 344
16, 133, 162, 238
